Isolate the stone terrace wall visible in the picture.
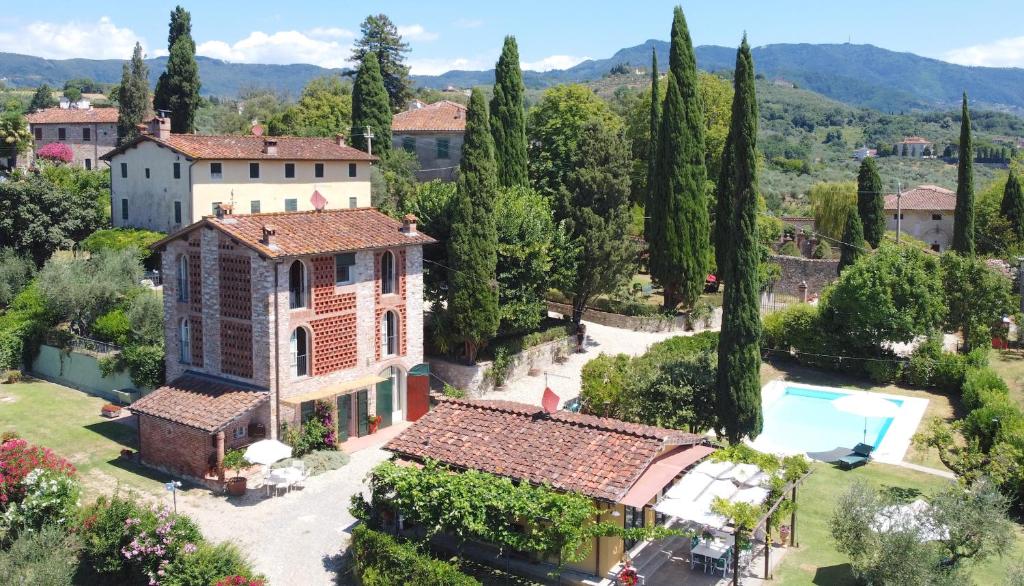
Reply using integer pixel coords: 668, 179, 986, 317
546, 302, 722, 333
770, 254, 839, 298
427, 336, 574, 397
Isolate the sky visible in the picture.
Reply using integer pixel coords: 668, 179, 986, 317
0, 1, 1023, 74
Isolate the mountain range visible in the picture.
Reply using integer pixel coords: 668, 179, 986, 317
2, 41, 1023, 114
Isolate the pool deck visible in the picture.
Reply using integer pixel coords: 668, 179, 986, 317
751, 380, 930, 465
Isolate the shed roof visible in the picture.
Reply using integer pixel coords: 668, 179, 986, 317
129, 373, 269, 432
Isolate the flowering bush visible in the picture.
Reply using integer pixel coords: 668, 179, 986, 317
0, 438, 76, 506
214, 576, 266, 586
120, 504, 203, 584
316, 400, 336, 448
2, 468, 80, 536
164, 542, 263, 586
36, 142, 74, 163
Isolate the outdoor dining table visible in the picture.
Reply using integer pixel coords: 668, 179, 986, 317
264, 467, 303, 497
690, 539, 732, 575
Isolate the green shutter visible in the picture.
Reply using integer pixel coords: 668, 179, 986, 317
357, 390, 369, 437
300, 401, 315, 424
336, 394, 351, 442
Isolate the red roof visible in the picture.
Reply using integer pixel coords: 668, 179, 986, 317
102, 133, 375, 161
129, 373, 269, 432
26, 107, 119, 124
385, 398, 706, 503
392, 101, 467, 133
153, 207, 436, 258
884, 185, 956, 211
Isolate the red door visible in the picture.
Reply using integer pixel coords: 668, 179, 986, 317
406, 364, 430, 422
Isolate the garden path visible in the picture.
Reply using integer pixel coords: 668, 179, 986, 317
478, 316, 697, 409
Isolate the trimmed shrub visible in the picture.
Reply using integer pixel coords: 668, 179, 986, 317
643, 331, 719, 365
350, 525, 481, 586
778, 240, 801, 256
81, 228, 165, 270
164, 542, 262, 586
0, 524, 82, 586
962, 367, 1010, 411
811, 240, 833, 259
92, 308, 131, 346
864, 360, 902, 384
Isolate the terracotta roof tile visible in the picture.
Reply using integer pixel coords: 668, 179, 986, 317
385, 398, 705, 502
153, 207, 436, 258
129, 373, 269, 432
25, 107, 120, 124
896, 136, 932, 144
884, 185, 956, 211
392, 101, 467, 133
103, 133, 375, 161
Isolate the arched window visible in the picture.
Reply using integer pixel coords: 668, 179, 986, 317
290, 328, 308, 377
380, 251, 396, 295
177, 255, 189, 302
381, 310, 398, 356
179, 318, 191, 364
289, 260, 306, 309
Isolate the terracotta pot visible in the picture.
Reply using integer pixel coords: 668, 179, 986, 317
225, 476, 247, 496
369, 421, 380, 434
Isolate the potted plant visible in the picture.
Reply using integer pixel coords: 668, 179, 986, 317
101, 403, 122, 418
367, 414, 382, 434
223, 449, 250, 496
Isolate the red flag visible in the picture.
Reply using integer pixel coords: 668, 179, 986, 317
542, 387, 560, 413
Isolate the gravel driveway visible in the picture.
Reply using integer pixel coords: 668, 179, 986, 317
177, 446, 390, 586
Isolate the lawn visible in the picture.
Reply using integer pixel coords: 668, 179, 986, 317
761, 360, 956, 472
0, 377, 170, 498
989, 349, 1024, 408
774, 462, 1024, 585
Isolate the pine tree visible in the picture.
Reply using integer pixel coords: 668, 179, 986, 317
838, 208, 865, 274
952, 92, 975, 255
649, 6, 708, 310
117, 43, 150, 145
490, 36, 528, 187
644, 47, 661, 243
856, 157, 885, 248
716, 36, 762, 444
1002, 169, 1024, 242
153, 6, 200, 133
28, 85, 56, 112
351, 14, 411, 112
350, 52, 392, 156
447, 88, 500, 362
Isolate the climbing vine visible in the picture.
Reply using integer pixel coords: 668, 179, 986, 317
351, 459, 680, 574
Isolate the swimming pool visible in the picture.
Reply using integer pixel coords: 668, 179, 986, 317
752, 385, 904, 455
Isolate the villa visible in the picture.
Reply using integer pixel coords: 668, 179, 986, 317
25, 104, 118, 170
884, 184, 956, 251
391, 100, 466, 181
129, 206, 434, 481
102, 116, 376, 233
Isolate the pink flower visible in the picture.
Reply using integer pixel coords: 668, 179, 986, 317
184, 543, 197, 554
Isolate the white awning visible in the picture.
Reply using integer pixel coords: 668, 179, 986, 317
654, 463, 771, 529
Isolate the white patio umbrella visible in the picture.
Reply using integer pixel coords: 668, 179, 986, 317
243, 439, 292, 467
872, 499, 948, 542
831, 393, 902, 445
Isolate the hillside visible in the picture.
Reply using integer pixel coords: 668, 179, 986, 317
3, 41, 1024, 114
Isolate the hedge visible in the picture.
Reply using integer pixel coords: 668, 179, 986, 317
350, 525, 480, 586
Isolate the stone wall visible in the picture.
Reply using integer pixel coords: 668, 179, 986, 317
545, 302, 722, 333
138, 415, 213, 480
428, 336, 575, 397
31, 121, 116, 169
770, 254, 839, 298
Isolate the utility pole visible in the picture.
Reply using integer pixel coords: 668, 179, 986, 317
895, 180, 903, 244
364, 126, 375, 156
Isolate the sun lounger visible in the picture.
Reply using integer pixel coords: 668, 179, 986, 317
837, 443, 874, 470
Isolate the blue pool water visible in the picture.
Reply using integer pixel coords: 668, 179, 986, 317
758, 386, 903, 453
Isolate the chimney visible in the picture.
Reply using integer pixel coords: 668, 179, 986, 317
148, 115, 171, 140
401, 213, 418, 235
334, 134, 346, 147
263, 138, 278, 156
261, 224, 277, 246
218, 202, 233, 218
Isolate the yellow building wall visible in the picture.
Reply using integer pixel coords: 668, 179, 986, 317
109, 140, 373, 233
567, 502, 626, 577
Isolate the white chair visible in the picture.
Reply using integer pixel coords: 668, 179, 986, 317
290, 461, 308, 490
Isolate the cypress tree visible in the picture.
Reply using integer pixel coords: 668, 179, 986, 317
490, 36, 528, 187
350, 52, 392, 156
713, 102, 736, 278
838, 208, 865, 274
28, 84, 56, 112
856, 157, 885, 248
447, 88, 500, 362
649, 6, 708, 309
952, 92, 976, 255
644, 47, 660, 243
153, 6, 200, 133
1003, 169, 1024, 242
117, 42, 150, 145
716, 36, 762, 443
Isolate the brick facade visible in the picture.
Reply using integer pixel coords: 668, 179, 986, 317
138, 415, 214, 479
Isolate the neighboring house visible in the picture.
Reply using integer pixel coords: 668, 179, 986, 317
884, 184, 955, 251
102, 116, 376, 233
391, 100, 466, 181
130, 208, 435, 481
25, 105, 118, 170
386, 398, 715, 579
852, 146, 877, 161
893, 136, 933, 158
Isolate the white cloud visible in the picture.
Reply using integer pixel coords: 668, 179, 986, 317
452, 18, 483, 29
196, 30, 353, 69
407, 56, 492, 76
398, 24, 439, 42
307, 27, 354, 40
520, 55, 589, 72
943, 37, 1024, 67
0, 17, 145, 60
